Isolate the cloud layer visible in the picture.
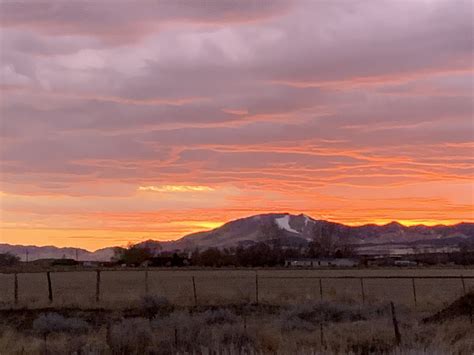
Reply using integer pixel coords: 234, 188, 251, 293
0, 0, 473, 249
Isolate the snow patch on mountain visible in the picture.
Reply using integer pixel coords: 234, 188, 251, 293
275, 215, 300, 234
302, 214, 312, 226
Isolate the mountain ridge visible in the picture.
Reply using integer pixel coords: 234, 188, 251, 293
2, 213, 473, 261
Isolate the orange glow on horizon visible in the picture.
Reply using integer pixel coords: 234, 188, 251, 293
1, 211, 472, 251
0, 1, 472, 252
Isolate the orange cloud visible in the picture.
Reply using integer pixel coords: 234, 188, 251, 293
138, 185, 215, 193
0, 0, 472, 251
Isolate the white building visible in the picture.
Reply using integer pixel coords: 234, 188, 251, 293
285, 258, 359, 268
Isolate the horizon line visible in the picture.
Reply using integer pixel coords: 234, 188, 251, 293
1, 213, 472, 253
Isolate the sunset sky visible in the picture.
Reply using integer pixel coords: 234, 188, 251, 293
0, 0, 473, 250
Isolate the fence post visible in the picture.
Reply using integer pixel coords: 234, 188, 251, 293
320, 323, 325, 349
192, 276, 197, 306
255, 272, 259, 305
319, 278, 323, 302
411, 278, 417, 307
174, 327, 178, 349
360, 277, 365, 304
461, 276, 466, 295
14, 273, 18, 305
96, 270, 101, 303
46, 272, 53, 303
390, 301, 402, 345
469, 302, 473, 325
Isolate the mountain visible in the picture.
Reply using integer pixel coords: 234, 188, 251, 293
2, 213, 473, 261
143, 213, 474, 252
173, 213, 317, 249
0, 244, 116, 262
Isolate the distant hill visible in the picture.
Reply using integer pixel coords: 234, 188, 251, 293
0, 244, 115, 262
1, 213, 473, 261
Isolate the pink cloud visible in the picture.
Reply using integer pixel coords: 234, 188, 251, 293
0, 0, 472, 246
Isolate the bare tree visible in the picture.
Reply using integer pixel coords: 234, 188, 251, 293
113, 244, 154, 266
310, 223, 337, 257
0, 252, 20, 267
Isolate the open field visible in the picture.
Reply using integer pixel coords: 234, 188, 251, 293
1, 268, 473, 310
0, 294, 473, 354
1, 269, 473, 353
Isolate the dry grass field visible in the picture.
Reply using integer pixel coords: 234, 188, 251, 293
1, 268, 473, 310
1, 269, 473, 353
1, 294, 473, 354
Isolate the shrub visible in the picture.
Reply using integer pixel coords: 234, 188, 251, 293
151, 309, 240, 352
280, 314, 317, 332
107, 318, 154, 354
218, 323, 256, 349
139, 295, 171, 319
32, 313, 90, 336
349, 337, 394, 354
201, 308, 238, 325
279, 302, 370, 331
152, 311, 203, 351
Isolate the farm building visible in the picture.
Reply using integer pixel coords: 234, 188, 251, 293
82, 261, 100, 268
141, 254, 190, 267
394, 260, 418, 267
285, 258, 359, 268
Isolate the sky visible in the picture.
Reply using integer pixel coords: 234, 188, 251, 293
0, 0, 473, 251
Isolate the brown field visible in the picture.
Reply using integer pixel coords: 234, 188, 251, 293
1, 268, 473, 310
1, 269, 474, 354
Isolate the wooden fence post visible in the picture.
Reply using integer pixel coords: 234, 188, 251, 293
320, 323, 325, 349
192, 276, 197, 306
14, 273, 18, 305
319, 278, 323, 302
46, 272, 53, 303
255, 272, 259, 305
360, 277, 365, 304
96, 270, 101, 303
390, 301, 402, 345
461, 276, 466, 295
411, 278, 417, 307
469, 303, 473, 325
174, 327, 178, 349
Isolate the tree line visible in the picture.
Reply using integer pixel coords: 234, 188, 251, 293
0, 252, 20, 267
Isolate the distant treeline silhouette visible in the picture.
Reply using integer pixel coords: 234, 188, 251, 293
114, 239, 355, 268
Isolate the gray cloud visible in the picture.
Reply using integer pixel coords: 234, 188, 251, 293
0, 0, 291, 43
0, 0, 472, 195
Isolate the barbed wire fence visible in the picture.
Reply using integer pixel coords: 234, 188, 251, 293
2, 270, 473, 308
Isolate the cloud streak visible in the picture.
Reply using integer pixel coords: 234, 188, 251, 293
138, 185, 215, 193
0, 0, 472, 249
